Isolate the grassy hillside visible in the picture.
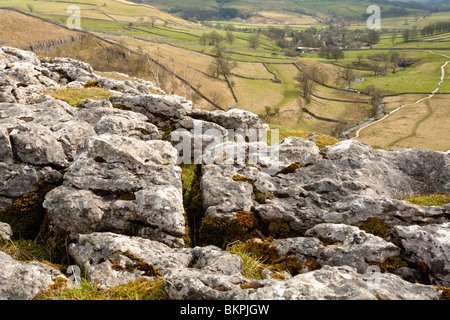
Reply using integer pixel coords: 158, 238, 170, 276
0, 0, 449, 151
0, 8, 79, 48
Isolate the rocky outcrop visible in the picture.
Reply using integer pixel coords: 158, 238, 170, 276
275, 223, 401, 273
392, 223, 450, 286
0, 47, 448, 300
0, 251, 66, 300
0, 222, 12, 241
67, 232, 440, 300
44, 135, 186, 248
199, 138, 449, 234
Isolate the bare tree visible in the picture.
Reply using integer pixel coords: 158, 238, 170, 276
366, 84, 383, 115
199, 33, 208, 46
207, 55, 237, 79
402, 29, 412, 43
296, 70, 315, 104
342, 68, 356, 84
150, 16, 158, 27
248, 35, 260, 50
391, 32, 397, 44
226, 31, 235, 45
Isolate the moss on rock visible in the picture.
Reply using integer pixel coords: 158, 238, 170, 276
370, 256, 408, 273
198, 211, 262, 249
267, 222, 291, 239
180, 164, 204, 247
359, 217, 390, 239
0, 181, 59, 240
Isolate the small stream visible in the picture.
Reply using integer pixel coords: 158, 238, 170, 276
340, 103, 385, 138
340, 67, 406, 138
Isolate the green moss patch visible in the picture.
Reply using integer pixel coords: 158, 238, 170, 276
0, 181, 59, 240
359, 217, 390, 239
440, 287, 450, 300
115, 250, 162, 277
0, 238, 50, 262
180, 164, 204, 247
370, 256, 408, 273
267, 222, 292, 239
198, 212, 262, 249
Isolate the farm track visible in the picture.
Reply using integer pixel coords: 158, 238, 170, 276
387, 100, 433, 148
352, 51, 450, 140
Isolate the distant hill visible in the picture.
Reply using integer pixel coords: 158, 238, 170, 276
133, 0, 429, 22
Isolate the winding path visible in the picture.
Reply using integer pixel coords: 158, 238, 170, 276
351, 51, 450, 140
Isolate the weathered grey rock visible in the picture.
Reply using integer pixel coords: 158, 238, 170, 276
324, 194, 449, 227
0, 47, 60, 104
0, 162, 62, 199
94, 115, 161, 141
0, 251, 66, 300
201, 164, 254, 219
95, 71, 166, 95
78, 98, 113, 110
188, 108, 266, 137
10, 122, 69, 167
44, 134, 185, 248
273, 223, 400, 273
200, 138, 450, 234
0, 126, 13, 163
68, 232, 242, 290
97, 77, 151, 95
393, 223, 450, 287
82, 134, 178, 170
0, 99, 90, 163
51, 120, 97, 161
0, 222, 12, 241
109, 93, 193, 126
41, 56, 98, 84
0, 197, 13, 212
163, 264, 440, 300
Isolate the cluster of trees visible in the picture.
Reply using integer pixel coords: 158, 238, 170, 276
421, 21, 450, 37
402, 21, 450, 43
318, 46, 344, 61
199, 31, 235, 47
207, 54, 237, 79
401, 27, 420, 43
166, 6, 251, 21
199, 30, 261, 50
353, 51, 412, 76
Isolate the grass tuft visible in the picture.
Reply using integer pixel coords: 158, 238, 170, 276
403, 193, 450, 207
49, 87, 113, 108
36, 277, 168, 300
